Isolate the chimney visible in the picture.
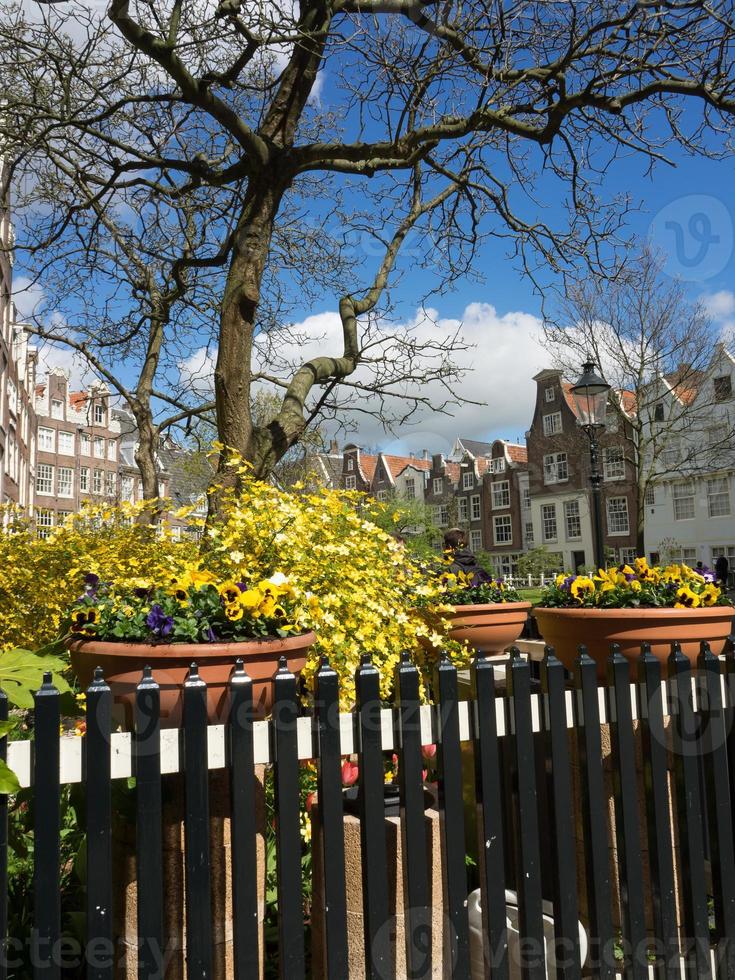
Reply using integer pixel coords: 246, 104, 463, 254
410, 451, 415, 459
329, 438, 339, 454
422, 449, 429, 460
432, 453, 444, 472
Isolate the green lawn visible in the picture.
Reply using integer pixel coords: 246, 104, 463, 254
517, 587, 544, 605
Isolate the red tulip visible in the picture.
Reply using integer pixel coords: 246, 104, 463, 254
421, 743, 437, 761
341, 759, 359, 786
305, 791, 316, 813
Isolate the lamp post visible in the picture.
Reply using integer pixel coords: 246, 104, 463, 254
571, 360, 612, 571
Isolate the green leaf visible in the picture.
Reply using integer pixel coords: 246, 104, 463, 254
0, 648, 71, 708
0, 758, 21, 795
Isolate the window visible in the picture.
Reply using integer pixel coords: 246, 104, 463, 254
470, 494, 481, 521
458, 497, 468, 521
80, 433, 91, 455
94, 403, 105, 424
714, 376, 733, 401
673, 481, 695, 520
105, 472, 117, 497
654, 403, 665, 422
619, 547, 637, 565
94, 437, 105, 459
121, 475, 134, 501
541, 504, 557, 541
57, 467, 73, 498
432, 505, 449, 527
564, 500, 582, 539
376, 490, 387, 502
605, 411, 619, 434
645, 484, 655, 505
35, 509, 54, 540
493, 515, 512, 544
7, 379, 17, 415
489, 458, 505, 474
51, 399, 63, 420
469, 530, 483, 552
707, 477, 731, 518
542, 412, 562, 436
80, 467, 90, 493
491, 480, 510, 509
669, 546, 697, 565
38, 427, 55, 452
93, 469, 103, 494
404, 478, 415, 499
606, 496, 630, 535
36, 463, 53, 495
433, 477, 443, 495
347, 457, 354, 471
662, 442, 680, 468
345, 475, 356, 490
603, 447, 625, 481
525, 522, 534, 545
462, 471, 473, 490
58, 431, 74, 455
522, 487, 531, 509
543, 452, 568, 484
107, 439, 116, 461
544, 386, 555, 402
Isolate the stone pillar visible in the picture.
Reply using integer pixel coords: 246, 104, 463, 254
113, 768, 267, 979
311, 807, 449, 979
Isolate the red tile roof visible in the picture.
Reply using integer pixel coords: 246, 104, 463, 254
382, 454, 432, 479
70, 392, 88, 410
506, 443, 528, 464
357, 453, 377, 482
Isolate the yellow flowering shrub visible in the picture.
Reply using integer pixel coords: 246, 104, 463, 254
0, 478, 446, 705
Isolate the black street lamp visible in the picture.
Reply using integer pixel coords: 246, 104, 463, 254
571, 360, 612, 571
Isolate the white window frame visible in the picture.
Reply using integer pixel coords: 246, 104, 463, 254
543, 452, 568, 485
94, 437, 105, 459
541, 504, 557, 542
80, 467, 90, 493
491, 480, 510, 509
345, 475, 356, 490
51, 399, 64, 420
57, 467, 74, 498
645, 484, 655, 505
603, 446, 625, 481
433, 477, 443, 495
462, 471, 473, 490
470, 494, 481, 521
469, 529, 483, 552
36, 463, 54, 496
347, 458, 354, 471
606, 496, 630, 536
458, 497, 468, 522
121, 475, 134, 502
707, 477, 731, 518
105, 471, 117, 497
564, 499, 582, 540
404, 478, 415, 499
673, 481, 695, 521
35, 508, 54, 539
493, 515, 512, 545
94, 403, 105, 425
544, 386, 555, 402
107, 439, 117, 461
80, 433, 91, 455
542, 412, 562, 436
93, 469, 103, 494
376, 489, 387, 502
57, 431, 75, 456
38, 427, 55, 452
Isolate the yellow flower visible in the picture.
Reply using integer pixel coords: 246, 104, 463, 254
701, 584, 721, 606
239, 587, 262, 609
224, 602, 244, 621
570, 576, 596, 602
218, 581, 242, 605
674, 585, 701, 608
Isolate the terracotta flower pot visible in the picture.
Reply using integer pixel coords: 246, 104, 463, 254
421, 601, 532, 655
533, 606, 735, 679
69, 631, 316, 728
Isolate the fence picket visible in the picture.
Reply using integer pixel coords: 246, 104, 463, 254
396, 650, 432, 979
506, 648, 545, 980
355, 654, 392, 980
572, 648, 614, 980
84, 668, 113, 980
635, 645, 678, 979
33, 672, 61, 980
314, 656, 349, 979
228, 660, 260, 980
697, 642, 735, 978
0, 686, 7, 980
541, 646, 581, 980
471, 652, 509, 980
272, 657, 306, 979
669, 643, 711, 980
183, 664, 213, 980
436, 653, 470, 980
607, 646, 648, 979
134, 667, 164, 980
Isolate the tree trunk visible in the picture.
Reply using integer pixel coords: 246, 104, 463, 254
133, 410, 162, 523
210, 180, 287, 506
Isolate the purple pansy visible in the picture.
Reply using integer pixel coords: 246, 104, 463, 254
146, 604, 174, 638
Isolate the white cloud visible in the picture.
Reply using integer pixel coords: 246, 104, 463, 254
703, 290, 735, 320
179, 300, 546, 454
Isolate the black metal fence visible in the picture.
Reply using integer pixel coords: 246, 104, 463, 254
3, 638, 735, 979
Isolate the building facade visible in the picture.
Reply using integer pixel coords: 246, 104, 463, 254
33, 370, 121, 533
526, 369, 638, 572
0, 156, 37, 511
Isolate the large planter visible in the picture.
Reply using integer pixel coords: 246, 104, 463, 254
533, 606, 734, 678
69, 631, 316, 727
440, 601, 532, 655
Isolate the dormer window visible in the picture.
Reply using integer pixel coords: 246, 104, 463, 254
51, 399, 63, 420
462, 471, 473, 490
654, 403, 665, 422
94, 403, 105, 425
347, 458, 354, 471
714, 376, 733, 401
542, 412, 562, 436
544, 386, 555, 402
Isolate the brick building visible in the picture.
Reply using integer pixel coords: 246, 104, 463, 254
526, 369, 637, 572
0, 156, 37, 511
33, 370, 121, 533
425, 453, 461, 533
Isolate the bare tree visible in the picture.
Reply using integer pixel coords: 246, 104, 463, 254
2, 0, 735, 505
543, 246, 734, 550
